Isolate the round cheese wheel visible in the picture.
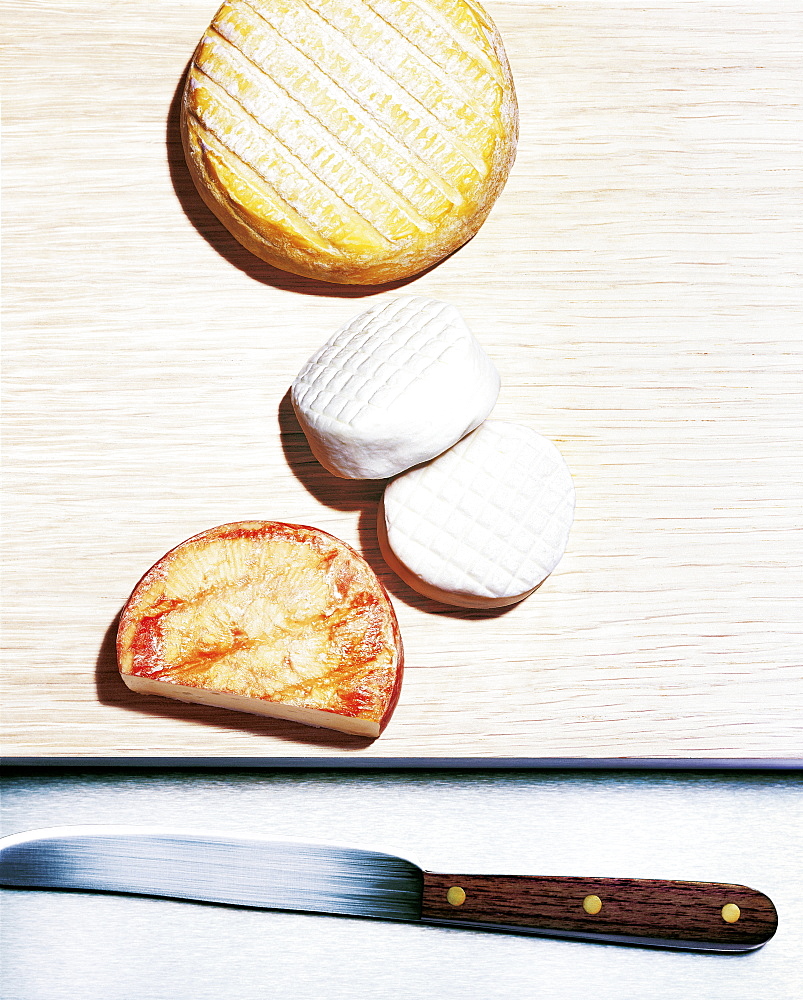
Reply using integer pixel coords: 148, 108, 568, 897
292, 296, 500, 479
181, 0, 518, 284
117, 521, 403, 737
379, 422, 576, 608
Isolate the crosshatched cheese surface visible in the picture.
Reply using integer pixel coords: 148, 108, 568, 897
181, 0, 518, 283
292, 296, 500, 478
381, 421, 576, 607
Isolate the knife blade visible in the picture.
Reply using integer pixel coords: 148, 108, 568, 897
0, 826, 777, 951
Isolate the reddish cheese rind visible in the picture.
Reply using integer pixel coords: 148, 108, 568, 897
117, 521, 403, 737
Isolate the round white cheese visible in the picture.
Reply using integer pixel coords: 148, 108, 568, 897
379, 421, 576, 607
291, 296, 500, 479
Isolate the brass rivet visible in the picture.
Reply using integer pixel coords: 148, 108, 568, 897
721, 903, 741, 924
447, 886, 466, 906
583, 894, 603, 915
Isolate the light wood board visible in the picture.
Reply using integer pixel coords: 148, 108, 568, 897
2, 1, 801, 760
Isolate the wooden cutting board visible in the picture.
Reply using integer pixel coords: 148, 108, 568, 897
2, 1, 801, 761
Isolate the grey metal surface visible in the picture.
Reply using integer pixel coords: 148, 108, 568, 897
1, 768, 802, 1000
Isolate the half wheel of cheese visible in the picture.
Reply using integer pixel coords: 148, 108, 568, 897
181, 0, 518, 284
117, 521, 403, 737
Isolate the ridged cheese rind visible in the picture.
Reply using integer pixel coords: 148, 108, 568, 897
181, 0, 517, 283
380, 421, 576, 607
116, 522, 404, 737
291, 296, 500, 478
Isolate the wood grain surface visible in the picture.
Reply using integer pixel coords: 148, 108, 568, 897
2, 1, 801, 759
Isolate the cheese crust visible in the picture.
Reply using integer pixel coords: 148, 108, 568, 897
117, 521, 403, 737
181, 0, 518, 284
291, 296, 500, 478
379, 422, 576, 608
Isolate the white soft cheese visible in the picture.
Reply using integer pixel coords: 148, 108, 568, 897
291, 297, 500, 479
379, 421, 576, 608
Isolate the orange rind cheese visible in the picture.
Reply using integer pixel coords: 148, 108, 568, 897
181, 0, 518, 284
117, 522, 403, 737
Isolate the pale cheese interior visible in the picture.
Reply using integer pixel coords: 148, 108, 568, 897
121, 673, 382, 737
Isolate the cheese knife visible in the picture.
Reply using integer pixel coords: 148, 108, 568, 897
0, 826, 777, 951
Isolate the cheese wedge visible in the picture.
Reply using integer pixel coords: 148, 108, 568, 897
379, 421, 575, 607
181, 0, 518, 284
117, 521, 403, 737
291, 296, 500, 478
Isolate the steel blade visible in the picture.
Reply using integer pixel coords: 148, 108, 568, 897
0, 826, 424, 920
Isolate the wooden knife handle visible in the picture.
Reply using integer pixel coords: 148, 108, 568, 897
421, 873, 777, 950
